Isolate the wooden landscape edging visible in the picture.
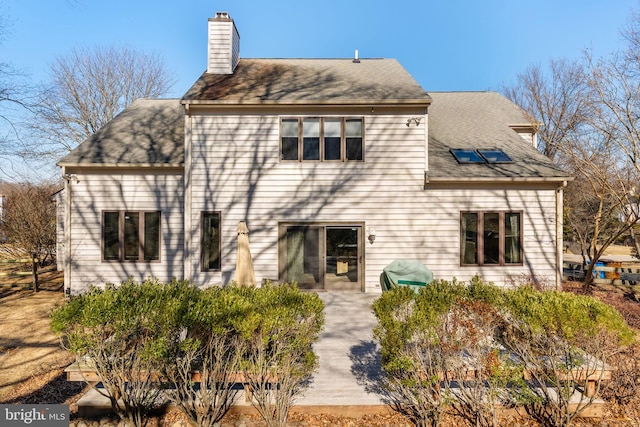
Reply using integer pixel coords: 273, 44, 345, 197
66, 357, 610, 418
64, 361, 266, 402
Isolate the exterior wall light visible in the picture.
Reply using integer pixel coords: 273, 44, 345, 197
368, 227, 376, 244
406, 117, 421, 127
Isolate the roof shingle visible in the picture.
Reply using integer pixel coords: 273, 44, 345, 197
182, 58, 431, 105
57, 99, 184, 167
427, 92, 569, 180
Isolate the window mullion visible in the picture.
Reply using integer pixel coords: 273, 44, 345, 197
319, 118, 324, 161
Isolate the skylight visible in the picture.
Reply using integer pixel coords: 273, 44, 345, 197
478, 149, 513, 163
451, 148, 513, 164
450, 149, 485, 164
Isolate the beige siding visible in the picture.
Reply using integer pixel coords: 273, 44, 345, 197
187, 112, 558, 291
67, 171, 184, 293
514, 129, 536, 148
207, 19, 239, 74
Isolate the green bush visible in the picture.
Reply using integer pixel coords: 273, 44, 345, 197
499, 286, 635, 427
372, 281, 468, 426
51, 279, 196, 427
160, 285, 247, 427
51, 280, 325, 427
372, 278, 635, 427
230, 282, 325, 427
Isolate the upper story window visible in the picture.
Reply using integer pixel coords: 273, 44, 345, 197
103, 211, 161, 262
460, 211, 522, 266
280, 117, 364, 162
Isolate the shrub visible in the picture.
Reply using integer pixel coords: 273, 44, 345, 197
499, 286, 635, 427
231, 282, 325, 427
373, 280, 462, 427
444, 299, 527, 427
51, 279, 192, 427
51, 280, 325, 427
372, 278, 635, 427
159, 285, 246, 427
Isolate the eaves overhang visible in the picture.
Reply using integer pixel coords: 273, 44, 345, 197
57, 163, 184, 171
424, 175, 574, 189
181, 98, 432, 107
425, 176, 573, 183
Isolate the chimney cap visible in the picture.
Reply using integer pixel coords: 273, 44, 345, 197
214, 11, 231, 20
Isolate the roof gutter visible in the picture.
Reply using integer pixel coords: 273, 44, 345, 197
424, 176, 574, 184
180, 99, 432, 107
56, 163, 184, 170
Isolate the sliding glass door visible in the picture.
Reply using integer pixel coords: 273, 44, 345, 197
279, 223, 363, 291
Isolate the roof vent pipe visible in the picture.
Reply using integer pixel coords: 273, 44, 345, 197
353, 49, 360, 63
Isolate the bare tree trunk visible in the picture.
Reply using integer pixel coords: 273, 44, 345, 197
32, 253, 39, 292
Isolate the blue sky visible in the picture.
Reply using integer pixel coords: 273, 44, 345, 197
3, 0, 638, 98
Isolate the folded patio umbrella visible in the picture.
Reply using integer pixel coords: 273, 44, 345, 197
235, 221, 256, 285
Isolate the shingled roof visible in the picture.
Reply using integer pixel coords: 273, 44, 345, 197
182, 58, 431, 105
57, 99, 184, 167
427, 92, 570, 181
57, 84, 570, 184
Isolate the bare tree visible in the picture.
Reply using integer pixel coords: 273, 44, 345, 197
0, 182, 58, 291
30, 46, 175, 157
578, 10, 640, 267
561, 128, 640, 288
503, 58, 590, 162
503, 37, 640, 289
0, 14, 22, 122
0, 13, 33, 177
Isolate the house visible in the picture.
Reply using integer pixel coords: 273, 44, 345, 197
57, 12, 571, 295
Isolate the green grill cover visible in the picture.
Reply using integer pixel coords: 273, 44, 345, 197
380, 259, 434, 292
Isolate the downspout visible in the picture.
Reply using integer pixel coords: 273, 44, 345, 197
423, 109, 429, 176
556, 180, 568, 290
423, 108, 429, 189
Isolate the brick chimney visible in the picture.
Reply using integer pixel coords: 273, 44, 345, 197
207, 12, 240, 74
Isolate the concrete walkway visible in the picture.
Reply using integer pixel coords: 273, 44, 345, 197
296, 291, 386, 406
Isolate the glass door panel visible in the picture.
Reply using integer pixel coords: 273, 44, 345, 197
285, 226, 323, 289
281, 224, 362, 291
325, 227, 360, 291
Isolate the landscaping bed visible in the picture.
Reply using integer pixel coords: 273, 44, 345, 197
1, 276, 640, 426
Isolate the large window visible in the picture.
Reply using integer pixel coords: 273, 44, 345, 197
280, 117, 364, 162
201, 212, 221, 271
103, 211, 161, 262
460, 211, 522, 266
